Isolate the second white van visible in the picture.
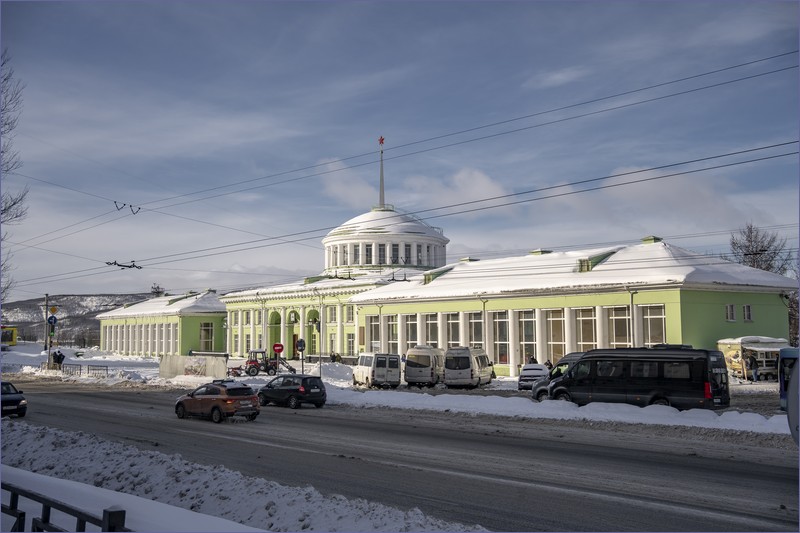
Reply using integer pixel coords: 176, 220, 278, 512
443, 347, 493, 388
404, 345, 445, 387
352, 353, 402, 388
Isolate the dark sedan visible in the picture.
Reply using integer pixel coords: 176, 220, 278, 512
258, 374, 326, 409
1, 381, 27, 418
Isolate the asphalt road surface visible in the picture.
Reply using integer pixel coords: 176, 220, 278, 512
6, 377, 799, 532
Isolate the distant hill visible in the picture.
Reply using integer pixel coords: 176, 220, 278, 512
1, 293, 150, 347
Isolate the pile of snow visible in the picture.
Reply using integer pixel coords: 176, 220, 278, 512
1, 421, 484, 532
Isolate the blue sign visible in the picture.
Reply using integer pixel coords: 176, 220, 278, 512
296, 338, 306, 352
47, 315, 57, 325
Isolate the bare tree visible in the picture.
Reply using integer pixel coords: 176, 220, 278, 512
725, 222, 793, 275
1, 49, 28, 300
725, 223, 797, 346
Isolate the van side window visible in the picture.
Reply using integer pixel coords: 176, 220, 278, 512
596, 360, 623, 377
664, 361, 690, 379
631, 361, 658, 378
573, 361, 591, 379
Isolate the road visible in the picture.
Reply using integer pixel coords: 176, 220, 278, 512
7, 378, 799, 532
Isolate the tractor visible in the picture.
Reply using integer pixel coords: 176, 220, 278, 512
244, 349, 296, 376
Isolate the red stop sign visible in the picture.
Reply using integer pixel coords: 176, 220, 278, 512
273, 343, 284, 354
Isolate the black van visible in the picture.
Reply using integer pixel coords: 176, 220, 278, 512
531, 352, 584, 402
548, 346, 730, 410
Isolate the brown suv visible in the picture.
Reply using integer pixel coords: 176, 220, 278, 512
175, 379, 259, 423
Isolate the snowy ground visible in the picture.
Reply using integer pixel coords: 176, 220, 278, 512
0, 342, 792, 532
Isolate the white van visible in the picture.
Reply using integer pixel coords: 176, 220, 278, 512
404, 345, 445, 387
352, 353, 402, 388
443, 347, 493, 388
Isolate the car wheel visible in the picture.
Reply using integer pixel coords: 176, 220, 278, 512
535, 390, 549, 402
246, 413, 258, 421
555, 391, 572, 402
176, 404, 186, 419
17, 411, 25, 418
353, 376, 358, 386
211, 407, 224, 423
267, 368, 276, 376
650, 397, 670, 407
258, 393, 268, 406
287, 396, 300, 409
246, 366, 259, 377
314, 402, 325, 408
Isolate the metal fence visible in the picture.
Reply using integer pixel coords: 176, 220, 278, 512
2, 480, 131, 531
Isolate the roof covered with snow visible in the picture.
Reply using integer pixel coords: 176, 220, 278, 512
350, 240, 798, 303
323, 206, 448, 242
96, 291, 226, 319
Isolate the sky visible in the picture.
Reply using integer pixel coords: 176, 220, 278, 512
0, 341, 793, 531
1, 0, 798, 302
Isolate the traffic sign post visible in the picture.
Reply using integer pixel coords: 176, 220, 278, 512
47, 315, 57, 325
273, 343, 284, 354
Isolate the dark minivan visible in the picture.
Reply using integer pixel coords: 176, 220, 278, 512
548, 346, 730, 410
531, 352, 584, 402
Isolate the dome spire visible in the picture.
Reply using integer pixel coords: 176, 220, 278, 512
378, 135, 385, 208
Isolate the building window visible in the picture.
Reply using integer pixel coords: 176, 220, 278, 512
346, 333, 355, 356
387, 315, 398, 353
404, 315, 417, 352
424, 314, 438, 348
343, 246, 348, 266
244, 333, 251, 353
391, 244, 400, 264
469, 312, 483, 349
255, 310, 261, 325
445, 313, 460, 347
546, 309, 566, 360
328, 306, 337, 323
345, 305, 354, 323
329, 333, 336, 354
725, 304, 736, 322
607, 306, 631, 348
427, 245, 432, 265
332, 247, 338, 266
492, 311, 509, 364
416, 244, 423, 265
243, 311, 251, 325
404, 244, 411, 265
368, 315, 380, 351
743, 304, 752, 322
642, 305, 666, 347
231, 312, 239, 327
353, 246, 360, 265
379, 244, 386, 265
518, 310, 536, 362
575, 308, 597, 352
365, 244, 373, 265
200, 322, 214, 351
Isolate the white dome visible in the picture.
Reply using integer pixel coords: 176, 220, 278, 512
325, 206, 447, 241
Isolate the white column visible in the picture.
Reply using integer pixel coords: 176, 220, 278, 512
459, 311, 469, 346
437, 312, 446, 349
337, 302, 344, 353
632, 303, 642, 347
417, 313, 426, 345
535, 309, 547, 362
279, 307, 287, 349
379, 313, 388, 352
300, 307, 307, 349
596, 306, 607, 348
237, 310, 244, 356
509, 309, 520, 377
565, 307, 576, 355
398, 314, 407, 354
372, 242, 379, 265
485, 311, 495, 360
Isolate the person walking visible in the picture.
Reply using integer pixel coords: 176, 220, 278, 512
748, 353, 759, 382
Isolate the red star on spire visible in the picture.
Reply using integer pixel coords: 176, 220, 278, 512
379, 136, 384, 145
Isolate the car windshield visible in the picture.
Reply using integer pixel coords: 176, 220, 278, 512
226, 386, 255, 396
1, 383, 18, 394
406, 354, 430, 368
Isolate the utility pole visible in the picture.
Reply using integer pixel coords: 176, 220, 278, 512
43, 293, 48, 352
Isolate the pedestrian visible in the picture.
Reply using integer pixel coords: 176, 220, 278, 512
544, 360, 553, 370
748, 353, 759, 382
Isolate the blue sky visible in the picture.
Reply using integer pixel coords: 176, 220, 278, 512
1, 0, 798, 301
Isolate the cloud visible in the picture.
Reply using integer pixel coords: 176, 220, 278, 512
399, 168, 513, 219
522, 66, 591, 91
318, 159, 378, 209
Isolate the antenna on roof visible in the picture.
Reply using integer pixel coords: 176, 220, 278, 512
378, 136, 385, 208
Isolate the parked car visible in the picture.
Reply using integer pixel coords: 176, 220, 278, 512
548, 346, 730, 410
353, 353, 402, 388
517, 364, 549, 390
404, 345, 445, 387
258, 374, 326, 409
531, 352, 585, 401
443, 347, 493, 388
175, 379, 259, 423
1, 381, 27, 418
